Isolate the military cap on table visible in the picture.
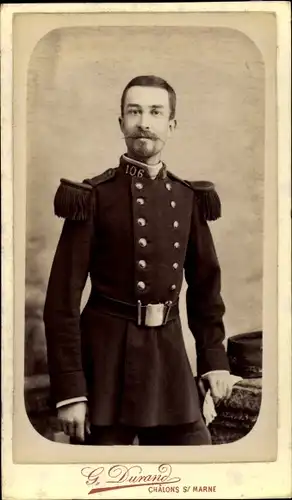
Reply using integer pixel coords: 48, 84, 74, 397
208, 331, 263, 444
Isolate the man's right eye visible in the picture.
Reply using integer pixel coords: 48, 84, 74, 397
128, 109, 140, 115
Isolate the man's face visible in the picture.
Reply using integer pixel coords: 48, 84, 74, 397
119, 86, 176, 161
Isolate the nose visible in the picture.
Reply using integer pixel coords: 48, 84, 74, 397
138, 112, 151, 130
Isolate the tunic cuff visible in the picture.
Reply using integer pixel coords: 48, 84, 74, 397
197, 349, 230, 376
50, 371, 87, 405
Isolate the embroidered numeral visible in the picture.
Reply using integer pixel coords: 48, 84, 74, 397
125, 165, 144, 178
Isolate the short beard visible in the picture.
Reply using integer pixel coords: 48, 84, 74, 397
126, 138, 160, 160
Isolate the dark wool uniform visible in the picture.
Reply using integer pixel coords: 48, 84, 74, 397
43, 155, 230, 434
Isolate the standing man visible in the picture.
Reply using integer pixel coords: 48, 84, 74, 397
43, 75, 234, 446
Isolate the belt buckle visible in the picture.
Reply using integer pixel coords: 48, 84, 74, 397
138, 301, 173, 327
145, 303, 165, 327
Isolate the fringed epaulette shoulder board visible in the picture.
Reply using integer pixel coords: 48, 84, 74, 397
190, 180, 221, 221
167, 171, 221, 221
54, 168, 116, 221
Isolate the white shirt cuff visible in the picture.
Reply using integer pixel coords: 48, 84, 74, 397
56, 396, 88, 408
201, 370, 230, 378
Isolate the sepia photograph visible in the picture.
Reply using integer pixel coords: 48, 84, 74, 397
24, 23, 265, 448
2, 2, 291, 499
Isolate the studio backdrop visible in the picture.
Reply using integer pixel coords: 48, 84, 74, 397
25, 26, 264, 383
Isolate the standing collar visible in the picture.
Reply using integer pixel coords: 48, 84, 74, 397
119, 154, 167, 180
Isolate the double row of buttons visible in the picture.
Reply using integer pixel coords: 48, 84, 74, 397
135, 180, 180, 293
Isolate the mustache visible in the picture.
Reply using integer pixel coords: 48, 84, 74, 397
123, 131, 159, 140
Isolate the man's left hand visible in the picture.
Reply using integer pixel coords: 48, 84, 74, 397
204, 372, 234, 404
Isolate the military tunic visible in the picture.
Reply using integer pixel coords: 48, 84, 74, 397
43, 155, 230, 427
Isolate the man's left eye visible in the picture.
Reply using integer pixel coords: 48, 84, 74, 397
152, 110, 161, 116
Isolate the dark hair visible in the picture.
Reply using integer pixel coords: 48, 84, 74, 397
121, 75, 176, 119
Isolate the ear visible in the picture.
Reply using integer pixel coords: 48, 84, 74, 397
118, 116, 124, 132
168, 119, 177, 136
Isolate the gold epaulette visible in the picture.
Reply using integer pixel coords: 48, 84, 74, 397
54, 168, 116, 220
167, 171, 221, 221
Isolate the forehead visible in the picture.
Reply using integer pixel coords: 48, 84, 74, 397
124, 86, 170, 108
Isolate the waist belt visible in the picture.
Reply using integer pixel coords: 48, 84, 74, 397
87, 292, 179, 327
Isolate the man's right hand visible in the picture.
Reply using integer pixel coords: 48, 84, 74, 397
58, 402, 90, 442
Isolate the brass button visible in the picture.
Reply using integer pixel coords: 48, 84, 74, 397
173, 221, 179, 228
138, 260, 146, 269
135, 182, 143, 190
170, 284, 176, 291
174, 242, 180, 249
173, 262, 179, 270
165, 182, 172, 191
137, 281, 146, 291
171, 201, 176, 208
139, 238, 147, 247
137, 218, 146, 227
137, 197, 145, 205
